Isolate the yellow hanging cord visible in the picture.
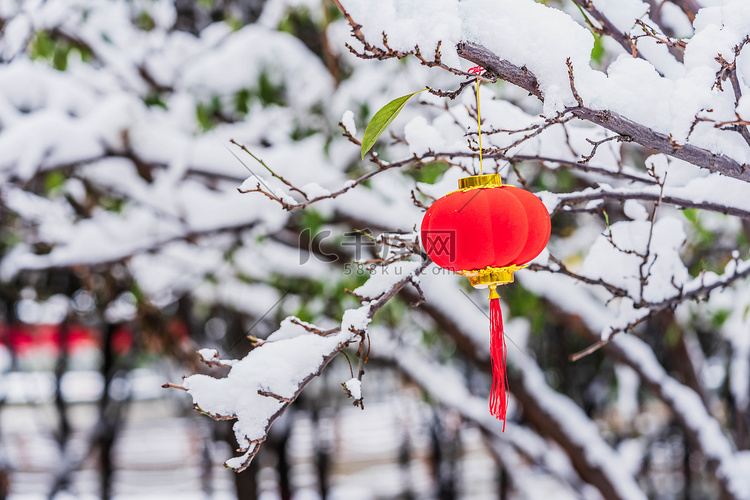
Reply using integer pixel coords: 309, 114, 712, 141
476, 78, 484, 175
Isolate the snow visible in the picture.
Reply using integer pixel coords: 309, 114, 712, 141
515, 339, 648, 500
341, 305, 372, 333
340, 0, 750, 163
343, 0, 463, 68
615, 334, 748, 497
184, 328, 352, 457
351, 261, 422, 301
404, 116, 443, 156
4, 0, 750, 491
180, 24, 334, 110
344, 378, 362, 399
623, 200, 648, 221
615, 364, 640, 423
581, 217, 688, 303
197, 348, 221, 362
300, 182, 331, 198
0, 14, 31, 61
341, 110, 357, 136
238, 175, 262, 192
520, 268, 750, 497
266, 317, 314, 342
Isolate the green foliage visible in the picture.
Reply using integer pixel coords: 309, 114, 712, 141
372, 295, 407, 328
409, 161, 450, 184
326, 3, 344, 21
234, 88, 251, 115
100, 196, 125, 213
44, 171, 66, 194
535, 167, 578, 193
277, 7, 329, 61
665, 322, 682, 347
291, 123, 317, 141
229, 16, 245, 31
220, 72, 287, 125
361, 89, 425, 160
136, 10, 156, 31
682, 208, 698, 223
196, 98, 221, 132
144, 94, 167, 109
0, 213, 21, 253
591, 34, 605, 63
358, 102, 370, 125
710, 309, 731, 329
257, 71, 286, 107
504, 285, 545, 335
602, 209, 613, 239
31, 31, 54, 59
299, 209, 326, 234
30, 31, 92, 71
420, 324, 458, 361
738, 228, 749, 251
681, 209, 727, 277
267, 272, 368, 325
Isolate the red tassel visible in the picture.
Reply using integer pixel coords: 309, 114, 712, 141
489, 294, 507, 431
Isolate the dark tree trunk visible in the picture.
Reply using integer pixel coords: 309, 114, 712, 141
53, 319, 72, 493
99, 322, 116, 500
398, 428, 414, 500
226, 422, 259, 500
311, 405, 330, 500
430, 410, 457, 500
498, 462, 507, 500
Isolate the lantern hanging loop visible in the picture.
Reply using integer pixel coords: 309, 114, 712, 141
468, 65, 486, 175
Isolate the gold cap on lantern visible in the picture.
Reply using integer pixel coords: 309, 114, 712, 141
458, 264, 527, 288
458, 174, 502, 191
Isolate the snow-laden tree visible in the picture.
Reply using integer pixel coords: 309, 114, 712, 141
2, 0, 750, 498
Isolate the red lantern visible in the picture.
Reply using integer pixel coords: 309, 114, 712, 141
421, 174, 551, 429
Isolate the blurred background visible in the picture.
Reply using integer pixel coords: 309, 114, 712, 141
0, 0, 747, 499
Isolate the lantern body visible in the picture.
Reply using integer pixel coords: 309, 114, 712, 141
420, 174, 551, 428
421, 174, 551, 282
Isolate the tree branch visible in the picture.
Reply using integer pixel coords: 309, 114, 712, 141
456, 42, 750, 183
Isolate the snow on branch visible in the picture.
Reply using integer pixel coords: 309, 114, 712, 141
520, 270, 749, 498
336, 0, 750, 182
457, 42, 750, 182
372, 327, 593, 498
402, 274, 646, 500
165, 260, 428, 471
610, 335, 749, 498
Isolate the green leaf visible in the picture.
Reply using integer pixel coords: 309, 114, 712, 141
591, 35, 605, 63
361, 88, 425, 160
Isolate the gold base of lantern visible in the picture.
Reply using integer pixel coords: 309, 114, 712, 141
458, 264, 527, 289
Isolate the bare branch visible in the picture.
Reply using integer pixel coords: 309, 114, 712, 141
553, 188, 750, 219
427, 78, 476, 99
633, 19, 686, 52
581, 134, 633, 164
257, 389, 292, 403
566, 58, 584, 107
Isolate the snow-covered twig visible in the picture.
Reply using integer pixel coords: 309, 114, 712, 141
168, 260, 429, 471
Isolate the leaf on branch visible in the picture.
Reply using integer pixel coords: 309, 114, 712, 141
361, 88, 426, 160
